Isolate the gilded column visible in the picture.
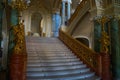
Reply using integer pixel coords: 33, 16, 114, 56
9, 0, 28, 80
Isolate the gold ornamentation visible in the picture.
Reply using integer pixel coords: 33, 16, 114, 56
100, 31, 110, 53
97, 16, 110, 53
59, 29, 99, 71
13, 21, 25, 54
11, 0, 27, 12
11, 0, 27, 54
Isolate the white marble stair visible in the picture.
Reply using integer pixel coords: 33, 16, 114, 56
26, 37, 100, 80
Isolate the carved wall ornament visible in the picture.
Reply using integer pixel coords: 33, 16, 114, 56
10, 0, 28, 54
13, 22, 25, 54
96, 16, 110, 53
100, 31, 110, 53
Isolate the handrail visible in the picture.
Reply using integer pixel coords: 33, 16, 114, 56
68, 0, 88, 24
59, 29, 102, 77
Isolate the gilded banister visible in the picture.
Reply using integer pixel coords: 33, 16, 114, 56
59, 29, 102, 76
68, 0, 88, 25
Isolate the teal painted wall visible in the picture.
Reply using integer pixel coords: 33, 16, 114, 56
111, 18, 120, 79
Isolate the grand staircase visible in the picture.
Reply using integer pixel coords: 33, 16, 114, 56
26, 37, 100, 80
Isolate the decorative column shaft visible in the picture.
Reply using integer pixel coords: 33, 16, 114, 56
96, 16, 112, 80
111, 18, 120, 80
67, 0, 71, 20
61, 1, 65, 25
9, 0, 28, 80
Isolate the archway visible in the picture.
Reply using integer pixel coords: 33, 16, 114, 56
31, 13, 42, 36
76, 38, 89, 47
74, 36, 90, 48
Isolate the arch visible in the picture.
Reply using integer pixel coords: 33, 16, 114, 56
31, 12, 43, 36
74, 36, 91, 48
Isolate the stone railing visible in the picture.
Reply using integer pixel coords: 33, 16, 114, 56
68, 0, 88, 24
59, 29, 112, 80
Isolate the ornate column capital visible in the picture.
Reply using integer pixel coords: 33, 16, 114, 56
94, 15, 112, 21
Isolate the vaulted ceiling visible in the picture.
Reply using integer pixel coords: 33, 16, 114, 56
27, 0, 80, 14
28, 0, 61, 14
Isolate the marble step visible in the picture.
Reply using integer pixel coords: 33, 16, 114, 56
28, 51, 71, 53
27, 72, 95, 80
28, 55, 75, 57
27, 58, 79, 63
28, 54, 75, 57
27, 56, 77, 59
27, 64, 86, 71
28, 52, 73, 55
27, 61, 83, 67
27, 59, 81, 63
27, 68, 90, 77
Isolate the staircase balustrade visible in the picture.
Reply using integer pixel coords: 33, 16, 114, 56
68, 0, 88, 25
59, 29, 112, 80
59, 29, 101, 75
